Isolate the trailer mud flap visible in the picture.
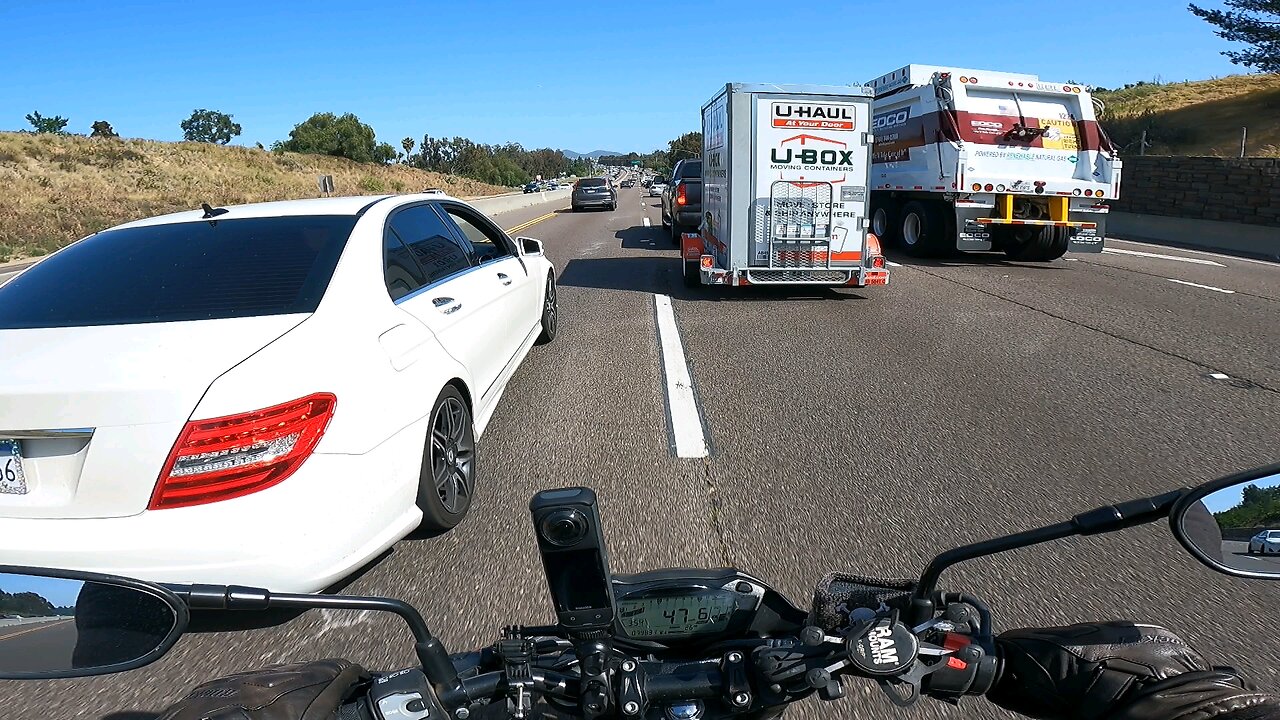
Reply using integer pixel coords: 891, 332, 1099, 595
1068, 226, 1104, 253
682, 233, 706, 261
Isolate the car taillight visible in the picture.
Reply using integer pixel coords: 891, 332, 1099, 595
149, 393, 336, 510
676, 185, 688, 206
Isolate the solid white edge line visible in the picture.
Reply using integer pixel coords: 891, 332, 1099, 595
1102, 247, 1224, 267
1167, 278, 1236, 294
653, 294, 708, 459
1111, 238, 1277, 267
1209, 372, 1230, 380
643, 217, 650, 227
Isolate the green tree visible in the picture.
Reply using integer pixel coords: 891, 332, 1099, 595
25, 111, 69, 134
89, 120, 118, 138
1189, 1, 1280, 73
275, 112, 396, 164
180, 109, 242, 144
401, 136, 416, 163
668, 131, 703, 165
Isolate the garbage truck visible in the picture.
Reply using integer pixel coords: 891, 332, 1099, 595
682, 83, 889, 288
865, 65, 1120, 261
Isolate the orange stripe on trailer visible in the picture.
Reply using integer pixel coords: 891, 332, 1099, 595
976, 219, 1096, 229
772, 250, 863, 263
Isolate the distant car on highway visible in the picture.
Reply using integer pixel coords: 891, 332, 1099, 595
0, 193, 560, 593
1249, 530, 1280, 554
571, 177, 618, 212
523, 182, 540, 194
621, 179, 635, 188
648, 180, 667, 197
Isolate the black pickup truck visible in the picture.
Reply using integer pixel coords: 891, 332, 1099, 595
661, 159, 702, 246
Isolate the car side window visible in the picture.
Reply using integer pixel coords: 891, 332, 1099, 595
389, 205, 473, 287
440, 205, 513, 265
383, 228, 429, 301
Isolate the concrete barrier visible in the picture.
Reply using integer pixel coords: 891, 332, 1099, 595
1109, 212, 1280, 262
0, 615, 71, 628
468, 189, 571, 216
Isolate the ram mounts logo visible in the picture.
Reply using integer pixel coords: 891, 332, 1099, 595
866, 625, 899, 665
770, 134, 858, 167
772, 103, 856, 130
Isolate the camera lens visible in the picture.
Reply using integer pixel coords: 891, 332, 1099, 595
540, 509, 589, 547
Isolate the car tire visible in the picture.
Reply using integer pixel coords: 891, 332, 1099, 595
416, 385, 476, 532
535, 273, 558, 345
572, 205, 581, 213
900, 201, 946, 257
683, 260, 700, 288
670, 222, 682, 247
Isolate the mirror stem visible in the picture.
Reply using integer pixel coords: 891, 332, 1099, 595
907, 489, 1186, 625
165, 584, 463, 693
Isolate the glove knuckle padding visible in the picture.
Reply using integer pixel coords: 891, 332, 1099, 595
992, 622, 1280, 720
157, 659, 371, 720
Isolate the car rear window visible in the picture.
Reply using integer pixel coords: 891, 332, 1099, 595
678, 161, 702, 178
0, 215, 355, 329
577, 179, 608, 188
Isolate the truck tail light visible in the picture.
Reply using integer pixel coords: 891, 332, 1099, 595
149, 393, 337, 510
700, 255, 714, 269
676, 185, 688, 206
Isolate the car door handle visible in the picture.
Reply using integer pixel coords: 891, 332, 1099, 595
433, 297, 462, 314
497, 273, 512, 286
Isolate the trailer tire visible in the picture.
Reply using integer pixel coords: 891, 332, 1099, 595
899, 201, 944, 257
872, 204, 899, 246
1037, 226, 1070, 261
683, 260, 700, 288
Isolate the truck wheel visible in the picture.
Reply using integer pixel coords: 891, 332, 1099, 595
1038, 226, 1070, 261
683, 260, 700, 287
872, 204, 898, 246
899, 201, 944, 257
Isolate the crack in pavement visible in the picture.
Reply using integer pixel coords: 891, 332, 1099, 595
908, 265, 1280, 396
701, 462, 734, 567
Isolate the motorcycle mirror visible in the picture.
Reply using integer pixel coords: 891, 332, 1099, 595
1171, 462, 1280, 580
0, 566, 188, 679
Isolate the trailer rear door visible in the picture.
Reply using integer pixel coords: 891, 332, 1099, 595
748, 94, 872, 269
957, 85, 1100, 184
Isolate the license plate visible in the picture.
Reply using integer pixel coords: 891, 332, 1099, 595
1, 440, 28, 495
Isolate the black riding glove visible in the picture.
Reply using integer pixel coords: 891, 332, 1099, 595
156, 658, 370, 720
989, 621, 1280, 720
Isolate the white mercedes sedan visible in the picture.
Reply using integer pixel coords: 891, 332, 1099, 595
0, 193, 558, 592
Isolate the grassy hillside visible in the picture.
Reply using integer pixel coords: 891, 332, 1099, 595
1096, 74, 1280, 157
0, 132, 510, 262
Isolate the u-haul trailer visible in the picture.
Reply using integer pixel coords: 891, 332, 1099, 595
682, 83, 889, 288
865, 65, 1121, 261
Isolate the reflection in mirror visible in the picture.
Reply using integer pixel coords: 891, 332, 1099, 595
1180, 473, 1280, 577
0, 573, 177, 677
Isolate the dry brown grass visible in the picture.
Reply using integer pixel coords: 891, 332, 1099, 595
0, 132, 510, 262
1096, 74, 1280, 157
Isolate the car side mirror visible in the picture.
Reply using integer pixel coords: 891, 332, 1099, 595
0, 566, 188, 679
518, 237, 544, 256
1171, 463, 1280, 580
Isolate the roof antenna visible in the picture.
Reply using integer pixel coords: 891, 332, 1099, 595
201, 203, 229, 220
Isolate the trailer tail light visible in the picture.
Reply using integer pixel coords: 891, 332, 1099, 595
971, 183, 982, 191
984, 184, 994, 192
996, 184, 1006, 192
700, 255, 714, 269
866, 232, 883, 258
150, 393, 337, 510
676, 184, 688, 206
1073, 189, 1082, 196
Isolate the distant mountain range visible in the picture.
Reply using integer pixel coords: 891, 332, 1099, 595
561, 149, 628, 160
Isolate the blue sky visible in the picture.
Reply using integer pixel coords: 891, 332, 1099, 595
1203, 473, 1280, 514
0, 575, 82, 608
0, 0, 1248, 154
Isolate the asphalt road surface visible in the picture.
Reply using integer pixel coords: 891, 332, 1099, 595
4, 188, 1280, 720
0, 618, 75, 675
1221, 541, 1280, 574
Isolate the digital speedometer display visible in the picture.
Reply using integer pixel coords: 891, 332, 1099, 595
616, 591, 737, 639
